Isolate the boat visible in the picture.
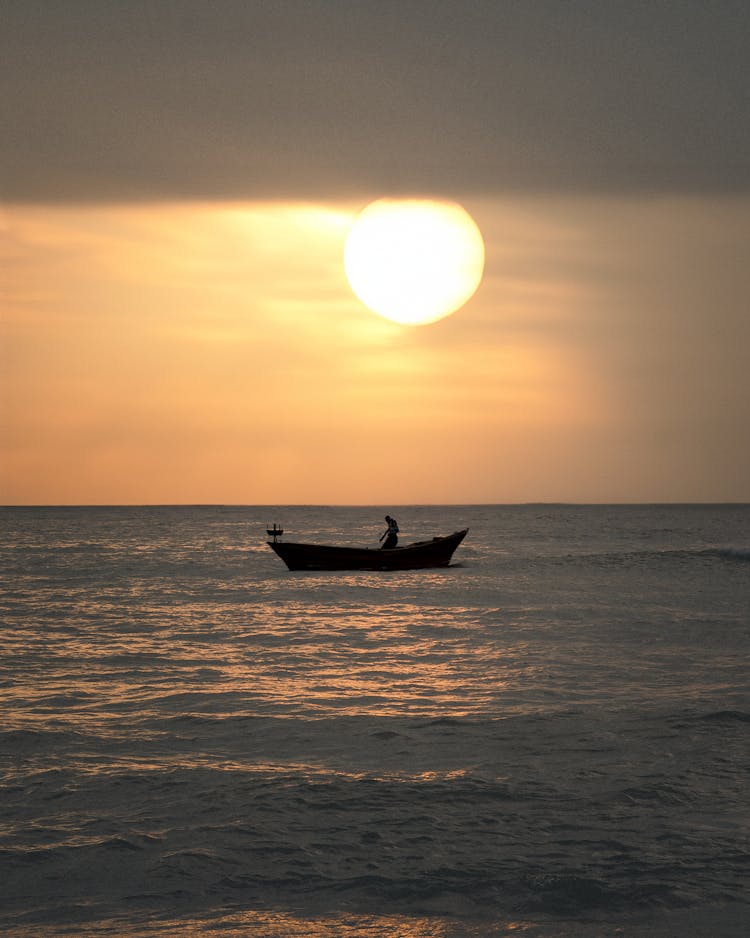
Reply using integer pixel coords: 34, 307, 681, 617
267, 528, 469, 571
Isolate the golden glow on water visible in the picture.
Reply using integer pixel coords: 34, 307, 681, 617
6, 586, 528, 736
119, 909, 544, 936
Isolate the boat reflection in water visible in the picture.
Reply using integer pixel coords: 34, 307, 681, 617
267, 528, 468, 571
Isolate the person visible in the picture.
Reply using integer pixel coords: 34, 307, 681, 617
379, 514, 399, 549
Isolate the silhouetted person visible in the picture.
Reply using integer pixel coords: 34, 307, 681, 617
379, 515, 399, 549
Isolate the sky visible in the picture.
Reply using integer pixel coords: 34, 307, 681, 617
2, 0, 749, 504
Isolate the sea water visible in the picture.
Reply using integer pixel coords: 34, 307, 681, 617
1, 505, 748, 937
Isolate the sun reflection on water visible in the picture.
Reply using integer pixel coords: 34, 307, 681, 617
79, 909, 544, 937
5, 593, 527, 736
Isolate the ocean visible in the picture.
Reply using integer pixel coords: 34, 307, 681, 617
1, 504, 748, 937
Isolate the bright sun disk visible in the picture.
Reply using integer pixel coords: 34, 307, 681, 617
344, 198, 485, 326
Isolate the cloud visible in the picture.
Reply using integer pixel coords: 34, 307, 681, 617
2, 0, 749, 203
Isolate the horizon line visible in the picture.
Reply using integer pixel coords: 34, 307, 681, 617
2, 502, 748, 509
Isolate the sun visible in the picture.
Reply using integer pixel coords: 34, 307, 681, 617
344, 198, 485, 326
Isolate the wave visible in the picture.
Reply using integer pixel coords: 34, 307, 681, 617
518, 871, 674, 915
3, 760, 745, 928
697, 709, 750, 724
576, 546, 750, 566
717, 547, 750, 562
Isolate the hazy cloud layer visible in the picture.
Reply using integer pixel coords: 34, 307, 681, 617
3, 0, 749, 202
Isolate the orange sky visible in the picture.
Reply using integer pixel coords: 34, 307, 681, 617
3, 3, 749, 504
2, 195, 749, 504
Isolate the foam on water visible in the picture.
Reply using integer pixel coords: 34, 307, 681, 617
1, 505, 748, 935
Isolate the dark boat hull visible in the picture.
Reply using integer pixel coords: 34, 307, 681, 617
268, 529, 468, 571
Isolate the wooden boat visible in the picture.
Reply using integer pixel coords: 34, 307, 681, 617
268, 528, 468, 571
